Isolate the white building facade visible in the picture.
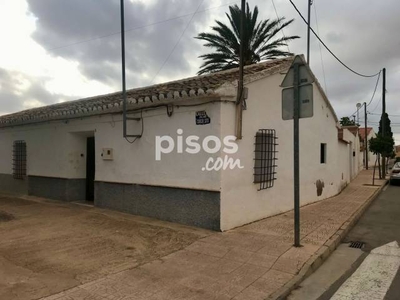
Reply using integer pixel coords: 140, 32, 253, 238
359, 127, 378, 167
0, 57, 361, 231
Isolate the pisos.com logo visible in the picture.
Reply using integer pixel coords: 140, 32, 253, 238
155, 129, 243, 171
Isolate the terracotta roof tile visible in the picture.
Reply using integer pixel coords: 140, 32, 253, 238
358, 127, 373, 139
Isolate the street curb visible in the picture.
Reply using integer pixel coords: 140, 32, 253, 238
267, 180, 388, 300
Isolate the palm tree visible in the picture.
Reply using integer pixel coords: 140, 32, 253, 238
195, 3, 299, 75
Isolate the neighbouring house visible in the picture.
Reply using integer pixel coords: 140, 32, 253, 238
359, 127, 378, 167
0, 56, 361, 231
338, 126, 362, 180
396, 145, 400, 158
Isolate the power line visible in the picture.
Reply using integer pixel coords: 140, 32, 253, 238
366, 71, 381, 106
46, 1, 237, 52
369, 112, 400, 117
370, 97, 382, 113
347, 71, 382, 118
369, 123, 400, 126
149, 0, 205, 84
312, 0, 328, 95
288, 0, 381, 78
271, 0, 290, 52
368, 120, 400, 125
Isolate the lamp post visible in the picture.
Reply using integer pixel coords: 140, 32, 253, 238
356, 103, 362, 125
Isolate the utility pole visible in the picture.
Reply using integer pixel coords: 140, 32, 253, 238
235, 0, 246, 139
364, 102, 368, 170
382, 68, 386, 178
293, 62, 300, 247
120, 0, 127, 138
307, 0, 312, 64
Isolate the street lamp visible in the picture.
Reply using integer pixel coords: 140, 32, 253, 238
356, 103, 362, 125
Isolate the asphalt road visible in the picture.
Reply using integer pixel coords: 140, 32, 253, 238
344, 182, 400, 299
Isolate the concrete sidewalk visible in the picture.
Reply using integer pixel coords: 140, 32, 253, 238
43, 170, 386, 300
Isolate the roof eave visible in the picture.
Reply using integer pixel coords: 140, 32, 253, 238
0, 93, 226, 129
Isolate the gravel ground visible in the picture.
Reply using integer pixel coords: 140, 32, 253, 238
0, 194, 209, 300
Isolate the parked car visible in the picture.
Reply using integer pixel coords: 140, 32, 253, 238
390, 162, 400, 185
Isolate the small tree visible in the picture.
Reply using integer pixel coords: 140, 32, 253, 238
369, 113, 395, 179
379, 113, 395, 178
378, 113, 394, 140
369, 134, 394, 158
340, 117, 356, 126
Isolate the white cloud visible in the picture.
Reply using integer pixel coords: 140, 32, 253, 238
0, 0, 113, 113
0, 0, 399, 150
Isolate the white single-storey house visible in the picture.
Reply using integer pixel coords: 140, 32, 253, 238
0, 56, 360, 231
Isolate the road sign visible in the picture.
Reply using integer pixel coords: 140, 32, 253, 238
281, 56, 315, 87
280, 55, 316, 247
282, 84, 313, 120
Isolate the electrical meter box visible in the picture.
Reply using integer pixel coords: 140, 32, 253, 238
102, 148, 114, 160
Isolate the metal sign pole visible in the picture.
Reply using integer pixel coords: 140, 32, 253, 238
293, 62, 301, 247
364, 102, 368, 170
235, 0, 246, 139
120, 0, 127, 138
307, 0, 312, 64
281, 55, 314, 247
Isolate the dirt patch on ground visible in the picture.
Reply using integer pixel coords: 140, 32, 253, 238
0, 195, 210, 300
0, 210, 14, 222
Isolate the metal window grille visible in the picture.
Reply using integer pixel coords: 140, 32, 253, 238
254, 129, 278, 190
13, 141, 26, 179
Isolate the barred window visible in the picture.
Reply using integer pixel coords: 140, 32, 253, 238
13, 141, 27, 179
254, 129, 277, 190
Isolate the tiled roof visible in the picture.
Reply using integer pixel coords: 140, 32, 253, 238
358, 127, 373, 139
0, 57, 294, 128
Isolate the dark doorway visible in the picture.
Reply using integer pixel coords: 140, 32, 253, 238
86, 137, 95, 201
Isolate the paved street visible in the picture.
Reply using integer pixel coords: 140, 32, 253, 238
290, 181, 400, 300
341, 183, 400, 299
0, 170, 385, 300
43, 170, 383, 300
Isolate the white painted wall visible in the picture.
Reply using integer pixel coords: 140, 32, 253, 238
219, 72, 352, 230
0, 125, 72, 178
0, 68, 363, 231
341, 128, 362, 179
0, 101, 222, 191
95, 103, 222, 190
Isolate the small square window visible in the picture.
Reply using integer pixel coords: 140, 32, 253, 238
320, 143, 327, 164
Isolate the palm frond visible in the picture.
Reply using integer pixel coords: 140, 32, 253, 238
195, 3, 300, 75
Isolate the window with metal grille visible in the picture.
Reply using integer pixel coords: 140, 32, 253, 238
254, 129, 278, 190
13, 141, 26, 179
